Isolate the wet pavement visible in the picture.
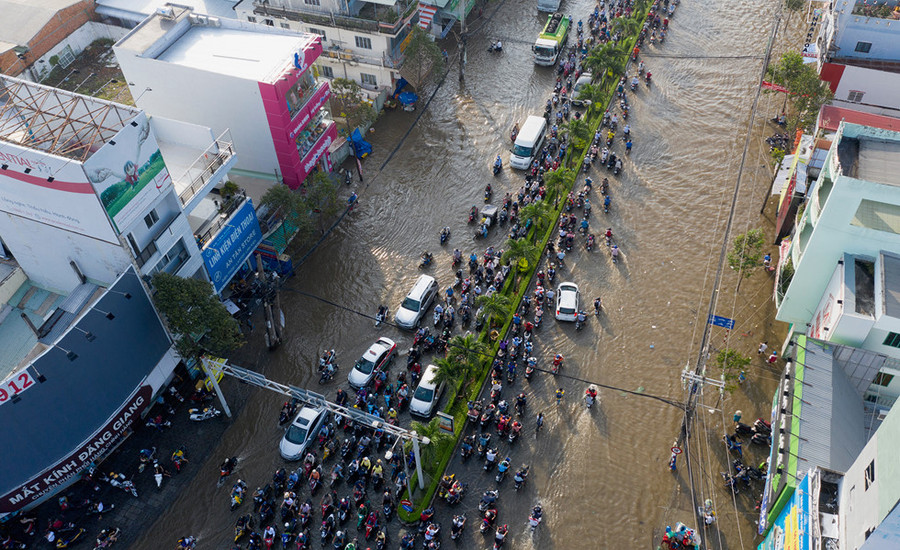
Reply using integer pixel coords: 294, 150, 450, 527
15, 0, 800, 548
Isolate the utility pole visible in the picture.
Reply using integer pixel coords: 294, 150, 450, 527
458, 0, 467, 81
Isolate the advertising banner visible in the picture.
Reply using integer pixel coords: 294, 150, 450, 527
0, 385, 152, 513
288, 83, 331, 140
758, 474, 810, 550
299, 123, 338, 181
201, 199, 263, 293
84, 112, 172, 234
0, 145, 117, 243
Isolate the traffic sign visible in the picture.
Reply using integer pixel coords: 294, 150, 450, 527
707, 314, 735, 330
400, 499, 413, 513
671, 446, 683, 455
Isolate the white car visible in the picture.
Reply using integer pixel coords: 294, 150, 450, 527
571, 73, 594, 107
348, 337, 397, 389
279, 405, 328, 461
555, 282, 580, 321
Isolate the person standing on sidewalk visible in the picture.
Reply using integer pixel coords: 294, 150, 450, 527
758, 342, 768, 355
733, 410, 742, 424
767, 350, 778, 364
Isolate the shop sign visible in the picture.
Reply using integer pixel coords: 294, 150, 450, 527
0, 385, 152, 513
301, 124, 337, 174
0, 370, 36, 407
201, 199, 263, 293
289, 83, 331, 139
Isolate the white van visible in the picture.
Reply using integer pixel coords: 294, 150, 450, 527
409, 364, 445, 418
509, 116, 547, 170
395, 274, 438, 329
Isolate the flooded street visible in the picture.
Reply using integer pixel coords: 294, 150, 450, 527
132, 0, 785, 548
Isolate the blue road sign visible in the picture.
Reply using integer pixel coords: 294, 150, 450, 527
708, 315, 736, 330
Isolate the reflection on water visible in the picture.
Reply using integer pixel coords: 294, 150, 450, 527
132, 0, 777, 547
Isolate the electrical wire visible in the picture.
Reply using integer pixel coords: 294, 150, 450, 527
281, 286, 687, 411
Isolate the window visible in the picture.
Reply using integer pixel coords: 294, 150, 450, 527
127, 234, 140, 256
873, 371, 895, 386
865, 460, 875, 490
304, 0, 320, 5
264, 19, 274, 26
847, 90, 865, 103
883, 332, 900, 349
355, 36, 373, 49
855, 41, 872, 53
280, 22, 290, 29
144, 209, 159, 229
309, 28, 327, 41
319, 65, 334, 79
360, 73, 377, 86
247, 16, 256, 23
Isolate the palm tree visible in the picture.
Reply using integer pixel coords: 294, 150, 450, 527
561, 118, 590, 150
476, 293, 511, 329
409, 417, 454, 473
574, 82, 606, 114
447, 333, 489, 374
431, 356, 468, 393
519, 201, 554, 235
584, 43, 627, 86
543, 167, 576, 202
612, 16, 641, 39
502, 238, 541, 275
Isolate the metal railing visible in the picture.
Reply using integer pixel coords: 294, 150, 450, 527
194, 193, 248, 248
253, 1, 415, 36
177, 130, 236, 207
134, 241, 158, 268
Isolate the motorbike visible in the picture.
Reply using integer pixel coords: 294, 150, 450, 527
495, 458, 511, 483
364, 512, 379, 540
231, 480, 248, 510
318, 363, 338, 385
507, 422, 521, 444
585, 386, 598, 408
478, 490, 499, 512
645, 72, 652, 86
450, 514, 466, 540
514, 467, 529, 491
477, 433, 492, 457
375, 305, 388, 327
528, 505, 543, 532
440, 227, 451, 245
419, 252, 434, 269
103, 473, 138, 497
263, 526, 276, 549
93, 527, 120, 549
484, 184, 493, 202
492, 158, 502, 176
188, 407, 221, 421
54, 526, 86, 549
488, 40, 503, 53
480, 509, 497, 534
493, 524, 509, 549
614, 158, 623, 175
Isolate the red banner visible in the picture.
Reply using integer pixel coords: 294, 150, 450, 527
762, 81, 791, 94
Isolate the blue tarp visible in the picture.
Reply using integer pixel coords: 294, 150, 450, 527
393, 78, 418, 106
350, 128, 372, 158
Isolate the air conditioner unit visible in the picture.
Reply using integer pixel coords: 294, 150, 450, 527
877, 409, 889, 421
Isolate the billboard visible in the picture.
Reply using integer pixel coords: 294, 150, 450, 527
201, 199, 263, 293
84, 112, 172, 234
0, 145, 117, 243
758, 474, 811, 550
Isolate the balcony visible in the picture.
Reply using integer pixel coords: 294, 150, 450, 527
133, 214, 193, 271
190, 191, 249, 249
253, 0, 417, 36
170, 130, 237, 214
320, 45, 402, 69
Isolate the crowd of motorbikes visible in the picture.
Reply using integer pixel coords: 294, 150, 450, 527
721, 417, 772, 497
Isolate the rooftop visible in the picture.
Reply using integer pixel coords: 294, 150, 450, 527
156, 25, 308, 80
0, 75, 141, 162
818, 105, 900, 134
0, 261, 101, 379
96, 0, 240, 22
0, 0, 86, 49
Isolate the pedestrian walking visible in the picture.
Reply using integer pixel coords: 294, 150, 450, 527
758, 341, 768, 355
555, 388, 565, 405
536, 412, 544, 431
733, 410, 742, 424
767, 350, 778, 364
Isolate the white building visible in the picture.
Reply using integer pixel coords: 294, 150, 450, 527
114, 5, 336, 189
816, 0, 900, 115
234, 0, 417, 93
776, 122, 900, 328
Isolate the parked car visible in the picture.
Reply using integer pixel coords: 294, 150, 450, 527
279, 405, 328, 460
555, 282, 580, 321
348, 337, 397, 389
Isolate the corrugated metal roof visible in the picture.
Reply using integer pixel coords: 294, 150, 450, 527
819, 105, 900, 133
796, 339, 867, 473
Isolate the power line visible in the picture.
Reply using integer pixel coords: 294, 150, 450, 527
280, 286, 686, 411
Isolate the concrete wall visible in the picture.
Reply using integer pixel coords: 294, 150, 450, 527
0, 1, 95, 77
841, 397, 900, 549
835, 6, 900, 63
114, 50, 278, 177
0, 212, 131, 293
29, 22, 131, 83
